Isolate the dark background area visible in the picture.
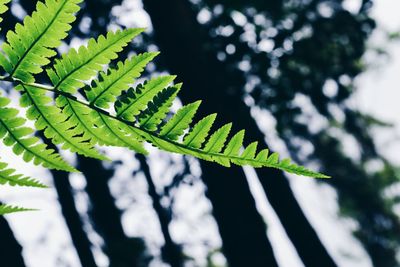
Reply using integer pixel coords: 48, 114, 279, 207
1, 0, 400, 266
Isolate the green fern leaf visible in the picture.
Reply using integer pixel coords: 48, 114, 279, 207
0, 161, 47, 188
87, 52, 158, 109
19, 85, 108, 160
0, 0, 328, 186
57, 96, 148, 154
96, 113, 148, 154
242, 142, 258, 159
0, 204, 36, 215
115, 75, 176, 121
219, 130, 245, 167
0, 95, 76, 172
223, 130, 245, 156
56, 95, 107, 146
139, 84, 181, 131
126, 120, 327, 177
0, 0, 329, 216
203, 123, 232, 153
159, 101, 201, 141
255, 149, 269, 160
183, 113, 217, 149
27, 82, 328, 178
0, 0, 10, 29
0, 0, 82, 82
47, 28, 143, 94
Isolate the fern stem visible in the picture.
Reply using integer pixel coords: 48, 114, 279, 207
0, 77, 328, 177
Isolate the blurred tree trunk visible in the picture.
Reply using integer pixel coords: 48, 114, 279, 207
142, 0, 337, 266
136, 154, 184, 267
52, 169, 98, 267
77, 156, 144, 267
201, 162, 279, 267
0, 215, 26, 267
41, 138, 98, 267
142, 3, 279, 267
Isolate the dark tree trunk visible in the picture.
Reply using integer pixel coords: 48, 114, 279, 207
201, 162, 279, 267
51, 170, 98, 267
142, 1, 337, 266
0, 215, 26, 267
77, 156, 144, 267
136, 154, 184, 267
142, 2, 279, 267
41, 138, 98, 267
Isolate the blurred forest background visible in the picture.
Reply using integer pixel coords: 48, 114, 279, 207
1, 0, 400, 266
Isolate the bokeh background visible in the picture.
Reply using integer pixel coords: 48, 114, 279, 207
1, 0, 400, 266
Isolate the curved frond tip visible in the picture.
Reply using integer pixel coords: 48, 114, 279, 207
0, 204, 36, 215
0, 161, 47, 188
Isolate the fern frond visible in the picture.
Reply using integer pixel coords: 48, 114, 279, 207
159, 101, 201, 141
0, 161, 42, 214
115, 75, 176, 121
0, 95, 76, 172
139, 84, 181, 131
0, 0, 82, 82
47, 28, 143, 94
56, 95, 148, 154
87, 52, 159, 109
15, 77, 328, 178
0, 0, 10, 29
219, 130, 246, 166
0, 204, 36, 215
0, 161, 47, 188
0, 0, 328, 190
96, 114, 148, 154
183, 113, 217, 149
203, 123, 232, 153
136, 127, 327, 177
53, 85, 329, 177
242, 142, 258, 159
19, 85, 108, 160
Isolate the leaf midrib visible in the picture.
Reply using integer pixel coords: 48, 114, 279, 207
13, 81, 327, 178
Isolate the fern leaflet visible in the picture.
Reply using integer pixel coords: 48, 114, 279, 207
0, 0, 10, 30
0, 0, 82, 82
0, 161, 46, 188
20, 85, 108, 160
0, 94, 76, 171
48, 29, 143, 94
0, 204, 36, 215
87, 52, 158, 109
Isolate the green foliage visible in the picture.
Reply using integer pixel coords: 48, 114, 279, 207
0, 0, 82, 82
0, 0, 328, 214
48, 28, 143, 94
87, 51, 159, 109
0, 94, 77, 171
0, 161, 47, 188
0, 204, 36, 215
0, 0, 10, 29
0, 162, 44, 215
